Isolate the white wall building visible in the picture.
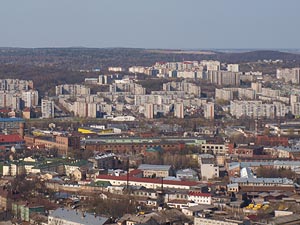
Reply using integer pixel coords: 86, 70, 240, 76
41, 99, 55, 118
188, 191, 212, 205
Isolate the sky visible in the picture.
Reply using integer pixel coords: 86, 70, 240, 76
0, 0, 299, 49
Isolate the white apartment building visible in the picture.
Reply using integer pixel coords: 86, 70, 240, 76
177, 71, 196, 79
21, 90, 39, 108
55, 84, 90, 96
109, 82, 145, 95
200, 60, 221, 71
238, 88, 256, 100
277, 68, 300, 84
251, 82, 262, 93
0, 79, 32, 91
215, 88, 234, 101
41, 99, 55, 118
204, 102, 214, 120
230, 100, 276, 119
292, 102, 300, 116
273, 102, 291, 117
174, 102, 184, 118
227, 64, 239, 72
261, 88, 280, 98
144, 103, 154, 119
108, 67, 124, 72
128, 66, 146, 74
0, 92, 21, 110
207, 70, 240, 86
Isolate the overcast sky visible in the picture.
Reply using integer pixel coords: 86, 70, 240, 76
0, 0, 299, 49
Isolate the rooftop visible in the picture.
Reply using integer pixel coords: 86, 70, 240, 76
0, 117, 24, 123
96, 175, 199, 187
0, 134, 24, 143
49, 208, 108, 225
230, 177, 294, 185
138, 164, 171, 171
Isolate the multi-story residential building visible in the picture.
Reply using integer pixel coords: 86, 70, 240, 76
251, 82, 262, 94
230, 100, 276, 119
177, 71, 196, 79
174, 103, 184, 118
215, 88, 235, 101
108, 66, 125, 72
41, 98, 55, 118
277, 68, 300, 84
128, 66, 146, 74
55, 84, 90, 96
163, 81, 201, 96
200, 60, 221, 71
292, 102, 300, 116
272, 101, 290, 117
261, 88, 280, 98
227, 64, 239, 72
144, 103, 154, 119
203, 102, 214, 120
0, 79, 33, 91
109, 80, 146, 95
0, 92, 22, 110
207, 70, 240, 86
73, 102, 98, 118
238, 88, 256, 100
21, 90, 39, 108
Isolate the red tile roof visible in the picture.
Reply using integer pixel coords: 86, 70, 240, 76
0, 134, 24, 143
96, 175, 200, 187
129, 169, 143, 176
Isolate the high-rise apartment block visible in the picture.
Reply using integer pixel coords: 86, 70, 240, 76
227, 64, 239, 72
174, 103, 184, 118
41, 99, 55, 118
276, 68, 300, 84
204, 102, 214, 120
55, 84, 90, 96
207, 71, 240, 86
144, 103, 154, 119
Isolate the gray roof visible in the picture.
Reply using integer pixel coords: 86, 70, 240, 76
230, 177, 294, 185
234, 160, 300, 169
274, 146, 300, 152
228, 162, 240, 170
240, 161, 273, 167
185, 204, 215, 212
138, 164, 171, 171
274, 160, 300, 167
49, 208, 108, 225
198, 154, 214, 159
270, 214, 300, 224
176, 168, 197, 176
